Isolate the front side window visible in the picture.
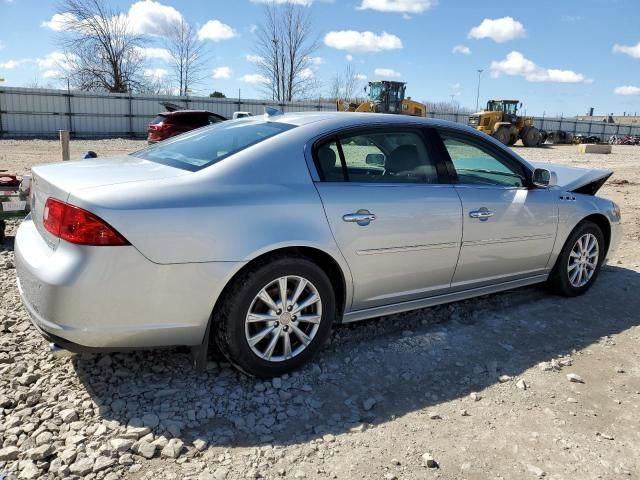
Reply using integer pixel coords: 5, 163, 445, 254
441, 133, 526, 187
315, 129, 438, 184
133, 119, 295, 171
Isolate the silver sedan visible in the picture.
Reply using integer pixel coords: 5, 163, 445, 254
15, 112, 621, 377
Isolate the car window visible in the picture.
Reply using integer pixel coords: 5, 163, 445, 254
315, 129, 438, 184
208, 115, 225, 124
441, 134, 525, 187
133, 119, 295, 171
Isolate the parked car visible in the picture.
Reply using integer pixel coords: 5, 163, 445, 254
147, 110, 226, 143
16, 112, 621, 377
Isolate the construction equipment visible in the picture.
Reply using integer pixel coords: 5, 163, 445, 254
467, 99, 546, 147
337, 80, 427, 117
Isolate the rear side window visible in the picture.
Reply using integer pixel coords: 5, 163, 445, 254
133, 120, 296, 171
315, 129, 438, 184
151, 115, 166, 125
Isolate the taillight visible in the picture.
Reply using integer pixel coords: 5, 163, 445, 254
43, 198, 129, 246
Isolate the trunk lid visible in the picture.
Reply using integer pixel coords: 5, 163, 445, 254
30, 156, 189, 248
531, 162, 613, 195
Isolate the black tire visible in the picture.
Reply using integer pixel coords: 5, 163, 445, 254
522, 127, 542, 147
214, 255, 336, 377
547, 221, 606, 297
492, 127, 510, 145
0, 220, 5, 244
508, 135, 517, 146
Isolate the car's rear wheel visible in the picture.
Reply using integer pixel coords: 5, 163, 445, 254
548, 221, 605, 296
214, 255, 335, 377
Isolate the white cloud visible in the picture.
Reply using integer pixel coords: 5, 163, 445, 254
374, 67, 401, 78
300, 67, 314, 80
43, 70, 61, 79
0, 40, 6, 50
324, 30, 402, 53
614, 85, 640, 96
346, 54, 353, 61
212, 66, 232, 79
135, 47, 172, 62
36, 51, 68, 69
490, 51, 591, 83
198, 20, 236, 42
245, 54, 264, 63
357, 0, 435, 13
452, 45, 471, 55
308, 56, 324, 65
468, 16, 526, 43
0, 59, 30, 69
127, 0, 182, 35
613, 42, 640, 59
143, 68, 169, 81
41, 12, 77, 32
240, 73, 269, 84
249, 24, 258, 34
356, 73, 367, 80
451, 82, 461, 90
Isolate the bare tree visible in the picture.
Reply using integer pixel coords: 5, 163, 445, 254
254, 1, 319, 101
328, 64, 364, 101
426, 99, 473, 114
56, 0, 146, 93
164, 18, 207, 96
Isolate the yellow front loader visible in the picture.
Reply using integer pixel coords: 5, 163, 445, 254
337, 80, 427, 117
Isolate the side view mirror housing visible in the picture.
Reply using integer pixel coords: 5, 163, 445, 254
532, 168, 557, 188
365, 153, 385, 167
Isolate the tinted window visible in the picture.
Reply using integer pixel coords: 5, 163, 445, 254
133, 120, 295, 171
151, 115, 166, 125
441, 133, 526, 187
315, 129, 438, 184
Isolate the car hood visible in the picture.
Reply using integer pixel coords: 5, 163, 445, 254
530, 162, 613, 195
31, 155, 189, 192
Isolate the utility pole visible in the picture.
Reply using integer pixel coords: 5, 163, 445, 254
475, 69, 483, 112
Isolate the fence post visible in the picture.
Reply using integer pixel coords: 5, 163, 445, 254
65, 82, 73, 137
128, 95, 134, 138
540, 113, 545, 131
59, 130, 70, 161
0, 89, 3, 139
558, 115, 563, 132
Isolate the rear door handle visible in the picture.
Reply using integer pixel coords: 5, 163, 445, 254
343, 209, 376, 226
469, 207, 494, 221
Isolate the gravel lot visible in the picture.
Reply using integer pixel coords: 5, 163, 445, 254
1, 140, 639, 480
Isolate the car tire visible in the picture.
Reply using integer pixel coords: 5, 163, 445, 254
548, 221, 605, 297
214, 255, 335, 377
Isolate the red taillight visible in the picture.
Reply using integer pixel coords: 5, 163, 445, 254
43, 198, 129, 246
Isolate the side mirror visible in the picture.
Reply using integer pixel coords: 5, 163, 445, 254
83, 151, 98, 159
365, 153, 385, 167
532, 168, 557, 188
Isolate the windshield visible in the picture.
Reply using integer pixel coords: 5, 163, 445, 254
369, 83, 384, 102
132, 119, 296, 171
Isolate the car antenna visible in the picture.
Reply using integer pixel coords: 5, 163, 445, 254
264, 106, 283, 118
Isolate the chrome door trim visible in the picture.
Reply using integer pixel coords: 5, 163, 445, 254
356, 242, 459, 255
462, 233, 554, 247
342, 274, 548, 323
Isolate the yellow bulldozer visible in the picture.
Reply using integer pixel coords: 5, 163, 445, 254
467, 99, 547, 147
336, 80, 427, 117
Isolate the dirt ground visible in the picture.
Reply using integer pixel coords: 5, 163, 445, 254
0, 140, 639, 480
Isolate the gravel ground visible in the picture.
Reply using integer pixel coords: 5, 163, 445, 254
1, 140, 639, 480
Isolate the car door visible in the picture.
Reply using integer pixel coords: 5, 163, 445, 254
312, 127, 463, 310
436, 129, 559, 288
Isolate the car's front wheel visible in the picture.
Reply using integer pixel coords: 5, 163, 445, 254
214, 255, 335, 377
548, 221, 605, 296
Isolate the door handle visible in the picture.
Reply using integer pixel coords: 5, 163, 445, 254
469, 207, 494, 221
343, 209, 376, 226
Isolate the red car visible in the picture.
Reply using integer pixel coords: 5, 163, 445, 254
147, 110, 227, 143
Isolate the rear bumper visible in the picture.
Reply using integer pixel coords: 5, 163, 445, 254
15, 218, 244, 349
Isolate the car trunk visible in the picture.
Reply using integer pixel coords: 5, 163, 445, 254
531, 162, 613, 195
30, 156, 190, 248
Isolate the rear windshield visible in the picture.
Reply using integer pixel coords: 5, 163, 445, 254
132, 119, 296, 171
150, 115, 166, 125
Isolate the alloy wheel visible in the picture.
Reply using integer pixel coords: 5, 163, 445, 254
567, 233, 599, 288
245, 275, 322, 362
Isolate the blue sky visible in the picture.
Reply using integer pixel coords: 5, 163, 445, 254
1, 0, 639, 116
